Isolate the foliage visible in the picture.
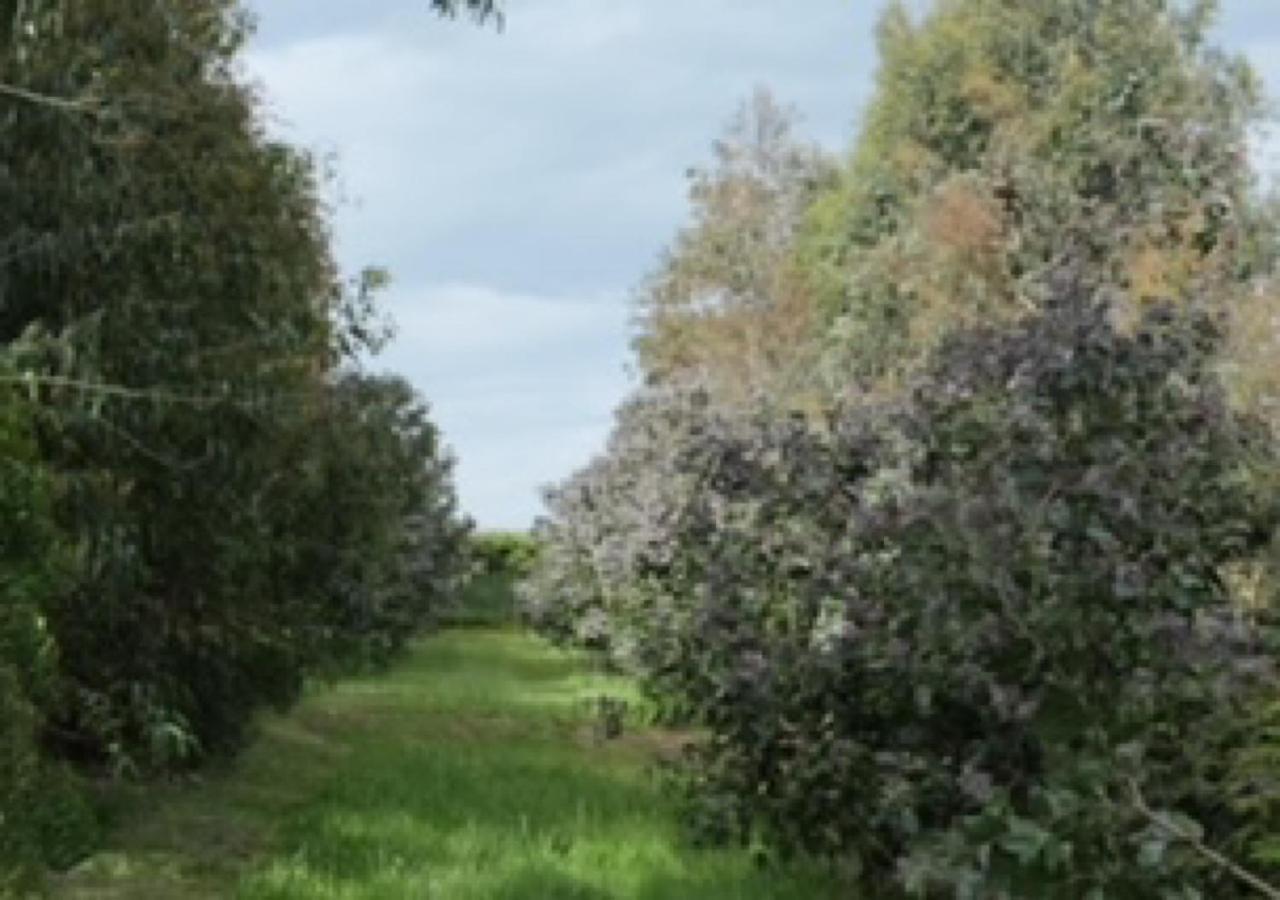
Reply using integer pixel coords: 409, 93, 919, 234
1, 0, 468, 779
456, 534, 540, 627
526, 274, 1280, 894
447, 573, 516, 628
263, 372, 471, 673
796, 0, 1267, 391
633, 88, 836, 407
521, 389, 717, 659
526, 3, 1280, 891
0, 385, 95, 890
3, 0, 329, 768
470, 531, 540, 580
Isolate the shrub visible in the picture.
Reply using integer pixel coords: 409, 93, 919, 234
520, 388, 719, 660
470, 532, 540, 580
0, 392, 95, 889
525, 277, 1280, 895
525, 0, 1280, 892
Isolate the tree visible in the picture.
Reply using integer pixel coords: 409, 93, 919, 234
1, 0, 467, 770
430, 0, 501, 23
276, 373, 470, 670
0, 383, 95, 889
797, 0, 1267, 392
523, 1, 1280, 893
2, 0, 338, 765
633, 88, 836, 407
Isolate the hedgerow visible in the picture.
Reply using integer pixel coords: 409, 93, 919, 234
525, 275, 1280, 894
524, 1, 1280, 891
0, 390, 95, 890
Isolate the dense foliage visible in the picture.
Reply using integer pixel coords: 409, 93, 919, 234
1, 0, 468, 884
0, 390, 95, 890
470, 532, 540, 580
673, 287, 1279, 895
264, 373, 470, 673
798, 0, 1267, 390
524, 0, 1280, 894
531, 286, 1280, 896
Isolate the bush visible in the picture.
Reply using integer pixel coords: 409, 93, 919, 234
0, 393, 95, 889
471, 532, 540, 580
278, 373, 472, 672
519, 389, 721, 661
524, 0, 1280, 892
524, 278, 1280, 895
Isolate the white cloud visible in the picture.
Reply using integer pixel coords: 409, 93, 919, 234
1240, 37, 1280, 188
243, 1, 1280, 528
244, 0, 870, 289
1251, 126, 1280, 191
382, 282, 629, 362
243, 0, 871, 528
366, 280, 633, 528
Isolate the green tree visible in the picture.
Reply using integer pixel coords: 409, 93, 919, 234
0, 0, 466, 771
2, 0, 341, 766
798, 0, 1267, 392
274, 373, 470, 671
0, 382, 94, 890
524, 1, 1280, 893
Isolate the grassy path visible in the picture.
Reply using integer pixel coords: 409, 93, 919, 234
54, 629, 841, 899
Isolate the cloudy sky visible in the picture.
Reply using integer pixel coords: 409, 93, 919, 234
243, 1, 1280, 530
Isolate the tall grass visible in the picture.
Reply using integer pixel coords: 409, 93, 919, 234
53, 621, 844, 898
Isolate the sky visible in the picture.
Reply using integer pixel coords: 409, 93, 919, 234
243, 1, 1280, 530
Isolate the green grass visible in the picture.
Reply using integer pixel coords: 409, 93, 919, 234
442, 572, 520, 627
50, 628, 844, 899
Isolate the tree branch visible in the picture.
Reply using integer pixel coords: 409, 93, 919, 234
430, 0, 503, 27
1128, 779, 1280, 899
0, 81, 95, 113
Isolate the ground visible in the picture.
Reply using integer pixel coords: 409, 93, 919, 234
49, 628, 842, 899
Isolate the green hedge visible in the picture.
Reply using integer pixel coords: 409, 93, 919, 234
470, 532, 539, 579
0, 396, 96, 890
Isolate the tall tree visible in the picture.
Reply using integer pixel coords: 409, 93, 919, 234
0, 0, 466, 769
525, 1, 1280, 894
797, 0, 1267, 392
633, 88, 836, 407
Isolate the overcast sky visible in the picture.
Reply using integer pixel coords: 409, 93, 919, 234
243, 1, 1280, 530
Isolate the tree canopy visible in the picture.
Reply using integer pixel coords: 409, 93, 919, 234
523, 1, 1280, 894
1, 0, 469, 884
633, 88, 836, 407
430, 0, 502, 25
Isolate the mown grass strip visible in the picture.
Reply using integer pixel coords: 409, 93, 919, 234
52, 629, 842, 899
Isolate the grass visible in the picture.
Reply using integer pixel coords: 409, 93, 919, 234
50, 622, 844, 898
441, 572, 520, 627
